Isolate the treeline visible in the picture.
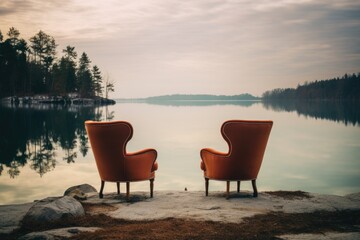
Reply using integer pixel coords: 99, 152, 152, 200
0, 27, 114, 99
262, 73, 360, 101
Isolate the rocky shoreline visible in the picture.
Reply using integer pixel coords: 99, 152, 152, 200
0, 184, 359, 239
1, 95, 116, 107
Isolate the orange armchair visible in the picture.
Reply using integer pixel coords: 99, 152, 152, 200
200, 120, 273, 198
85, 121, 158, 198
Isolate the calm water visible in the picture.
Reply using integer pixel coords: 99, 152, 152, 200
0, 100, 359, 204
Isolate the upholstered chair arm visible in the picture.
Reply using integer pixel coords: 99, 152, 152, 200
200, 148, 228, 171
201, 148, 228, 157
125, 149, 158, 180
200, 148, 233, 179
127, 148, 157, 158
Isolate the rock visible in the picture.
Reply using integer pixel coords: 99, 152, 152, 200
345, 192, 360, 202
79, 191, 360, 223
277, 232, 360, 240
18, 227, 101, 240
66, 189, 87, 201
22, 196, 85, 223
0, 202, 35, 234
64, 184, 97, 196
64, 184, 98, 200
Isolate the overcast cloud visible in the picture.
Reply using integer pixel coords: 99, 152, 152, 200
1, 0, 359, 98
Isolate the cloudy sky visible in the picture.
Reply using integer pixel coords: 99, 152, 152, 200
1, 0, 359, 98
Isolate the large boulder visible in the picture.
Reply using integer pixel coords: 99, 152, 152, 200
22, 196, 84, 223
64, 184, 97, 200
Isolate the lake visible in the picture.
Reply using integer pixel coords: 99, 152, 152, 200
0, 100, 359, 204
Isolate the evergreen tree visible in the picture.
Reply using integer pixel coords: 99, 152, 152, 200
92, 65, 103, 97
52, 46, 78, 94
262, 73, 360, 101
29, 31, 57, 93
0, 28, 108, 99
77, 52, 93, 97
51, 62, 66, 95
65, 47, 77, 93
16, 39, 30, 95
63, 46, 78, 92
7, 27, 20, 46
0, 27, 29, 96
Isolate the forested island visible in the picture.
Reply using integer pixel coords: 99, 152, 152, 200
262, 73, 360, 101
117, 93, 259, 107
123, 73, 359, 103
261, 73, 360, 126
141, 93, 259, 101
0, 27, 115, 105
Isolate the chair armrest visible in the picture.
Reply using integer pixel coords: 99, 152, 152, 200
200, 148, 230, 178
201, 148, 228, 157
127, 148, 157, 158
125, 149, 158, 180
200, 148, 228, 171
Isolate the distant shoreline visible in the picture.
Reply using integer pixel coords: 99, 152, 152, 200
124, 93, 260, 101
115, 98, 261, 107
116, 99, 261, 102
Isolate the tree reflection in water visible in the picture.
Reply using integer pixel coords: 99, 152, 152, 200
262, 100, 360, 127
0, 104, 113, 177
1, 100, 357, 178
142, 99, 359, 127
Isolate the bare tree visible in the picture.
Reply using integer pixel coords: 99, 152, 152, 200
104, 74, 115, 99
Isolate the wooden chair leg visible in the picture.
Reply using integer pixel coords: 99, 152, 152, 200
150, 179, 154, 198
117, 182, 120, 195
99, 180, 105, 199
252, 179, 258, 197
237, 181, 240, 193
226, 181, 230, 199
205, 178, 209, 196
126, 182, 130, 199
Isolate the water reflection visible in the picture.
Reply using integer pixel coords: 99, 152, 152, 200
0, 104, 113, 178
263, 100, 360, 126
1, 100, 358, 179
0, 100, 359, 204
135, 99, 360, 126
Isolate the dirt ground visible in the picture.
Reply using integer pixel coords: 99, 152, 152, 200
3, 208, 359, 240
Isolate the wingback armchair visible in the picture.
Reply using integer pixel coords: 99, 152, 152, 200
85, 120, 158, 198
200, 120, 273, 198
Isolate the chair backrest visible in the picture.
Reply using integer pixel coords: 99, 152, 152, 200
221, 120, 273, 180
85, 120, 133, 181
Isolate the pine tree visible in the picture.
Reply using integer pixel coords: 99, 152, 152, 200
77, 52, 93, 97
92, 65, 103, 97
29, 30, 57, 93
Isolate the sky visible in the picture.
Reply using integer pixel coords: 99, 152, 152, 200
1, 0, 359, 98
